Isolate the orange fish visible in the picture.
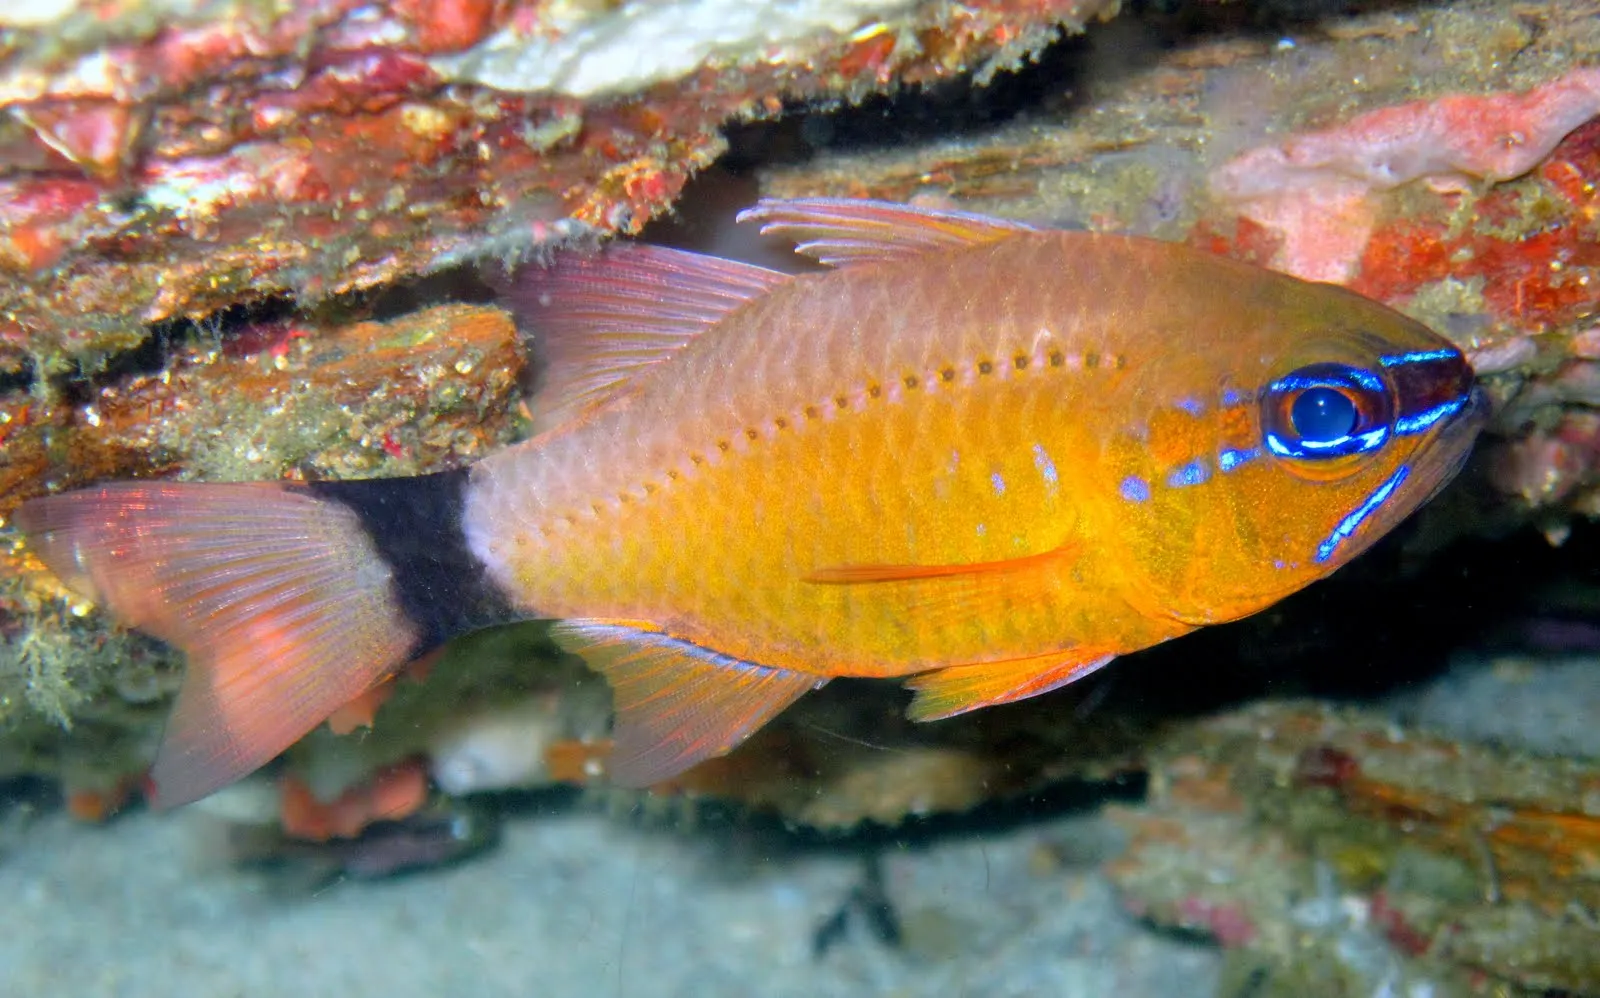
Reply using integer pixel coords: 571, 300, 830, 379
16, 198, 1485, 806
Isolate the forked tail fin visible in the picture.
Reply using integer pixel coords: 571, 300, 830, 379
15, 472, 515, 807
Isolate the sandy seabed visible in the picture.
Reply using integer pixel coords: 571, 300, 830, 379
0, 799, 1218, 998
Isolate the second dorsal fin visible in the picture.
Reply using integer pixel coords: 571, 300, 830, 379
737, 197, 1034, 268
508, 243, 789, 433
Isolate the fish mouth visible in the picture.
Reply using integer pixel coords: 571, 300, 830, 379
1409, 383, 1489, 506
1382, 344, 1482, 437
1315, 376, 1485, 566
1424, 381, 1489, 447
1379, 344, 1487, 503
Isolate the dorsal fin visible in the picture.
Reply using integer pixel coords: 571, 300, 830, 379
508, 244, 789, 433
737, 197, 1034, 268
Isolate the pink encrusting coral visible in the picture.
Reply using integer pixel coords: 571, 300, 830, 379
1212, 69, 1600, 283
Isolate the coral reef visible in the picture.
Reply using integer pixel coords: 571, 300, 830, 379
0, 301, 525, 799
0, 0, 1115, 375
1106, 702, 1600, 996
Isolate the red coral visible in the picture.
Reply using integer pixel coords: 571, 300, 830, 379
1294, 745, 1361, 789
1540, 118, 1600, 207
280, 758, 431, 841
1187, 216, 1281, 267
392, 0, 504, 54
1214, 69, 1600, 287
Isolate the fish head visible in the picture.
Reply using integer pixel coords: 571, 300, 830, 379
1100, 275, 1485, 627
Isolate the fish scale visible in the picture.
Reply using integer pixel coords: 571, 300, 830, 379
473, 239, 1138, 672
15, 198, 1484, 803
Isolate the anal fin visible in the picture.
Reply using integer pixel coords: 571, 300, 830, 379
550, 619, 821, 787
905, 647, 1116, 722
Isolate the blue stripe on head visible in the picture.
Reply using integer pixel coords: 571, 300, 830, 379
1380, 349, 1456, 368
1313, 465, 1410, 563
1269, 367, 1382, 394
1120, 476, 1151, 503
1175, 397, 1205, 416
1266, 426, 1388, 460
1394, 396, 1468, 435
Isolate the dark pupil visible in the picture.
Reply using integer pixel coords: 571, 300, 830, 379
1291, 387, 1359, 443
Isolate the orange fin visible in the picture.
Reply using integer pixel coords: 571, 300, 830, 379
550, 619, 821, 788
507, 243, 789, 433
738, 197, 1033, 268
15, 483, 419, 808
905, 647, 1116, 722
803, 544, 1081, 630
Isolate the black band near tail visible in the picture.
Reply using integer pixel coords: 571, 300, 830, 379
305, 469, 521, 653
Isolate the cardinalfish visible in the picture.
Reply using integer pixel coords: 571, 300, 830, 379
16, 199, 1486, 807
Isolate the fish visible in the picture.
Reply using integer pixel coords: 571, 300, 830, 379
14, 198, 1487, 807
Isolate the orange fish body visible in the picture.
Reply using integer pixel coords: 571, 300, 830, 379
16, 199, 1484, 804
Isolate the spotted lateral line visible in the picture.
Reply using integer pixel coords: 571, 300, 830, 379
1313, 465, 1410, 563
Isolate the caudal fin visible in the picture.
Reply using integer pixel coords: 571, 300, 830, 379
15, 474, 513, 807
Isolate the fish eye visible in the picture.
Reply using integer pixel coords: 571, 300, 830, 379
1291, 387, 1359, 443
1260, 362, 1393, 461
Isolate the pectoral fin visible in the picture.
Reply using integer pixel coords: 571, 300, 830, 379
803, 545, 1077, 585
550, 620, 821, 787
905, 647, 1116, 722
803, 544, 1081, 628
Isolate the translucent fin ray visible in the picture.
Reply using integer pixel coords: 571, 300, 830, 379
508, 244, 789, 433
15, 483, 418, 807
550, 619, 820, 787
905, 647, 1115, 721
737, 197, 1034, 268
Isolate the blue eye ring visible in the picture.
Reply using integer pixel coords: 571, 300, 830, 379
1260, 363, 1394, 461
